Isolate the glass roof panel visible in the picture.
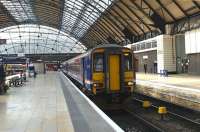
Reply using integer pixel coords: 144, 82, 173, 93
61, 0, 114, 38
0, 0, 114, 40
0, 0, 36, 22
0, 25, 86, 54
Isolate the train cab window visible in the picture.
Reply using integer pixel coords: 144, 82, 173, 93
93, 53, 104, 72
124, 53, 133, 71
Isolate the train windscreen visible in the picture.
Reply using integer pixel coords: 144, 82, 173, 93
124, 53, 133, 71
93, 53, 104, 72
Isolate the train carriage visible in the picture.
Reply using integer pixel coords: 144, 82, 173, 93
63, 44, 135, 102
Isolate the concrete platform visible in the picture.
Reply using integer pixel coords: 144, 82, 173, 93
135, 73, 200, 111
0, 72, 122, 132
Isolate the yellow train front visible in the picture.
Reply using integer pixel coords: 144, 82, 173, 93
64, 45, 135, 104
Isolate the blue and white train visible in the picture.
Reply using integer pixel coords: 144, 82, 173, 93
62, 44, 135, 102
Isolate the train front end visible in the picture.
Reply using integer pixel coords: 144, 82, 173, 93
91, 46, 135, 102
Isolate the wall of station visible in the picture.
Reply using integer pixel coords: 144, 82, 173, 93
175, 34, 187, 74
187, 53, 200, 75
127, 28, 200, 75
185, 28, 200, 75
130, 35, 176, 73
185, 28, 200, 54
134, 51, 157, 73
157, 35, 176, 73
33, 63, 45, 74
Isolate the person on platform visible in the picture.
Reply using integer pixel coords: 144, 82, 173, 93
34, 71, 37, 78
144, 63, 147, 74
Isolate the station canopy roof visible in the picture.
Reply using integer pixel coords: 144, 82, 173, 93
0, 25, 86, 54
0, 0, 199, 54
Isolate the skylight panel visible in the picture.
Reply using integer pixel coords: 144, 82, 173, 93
0, 0, 36, 22
0, 25, 86, 54
61, 0, 113, 37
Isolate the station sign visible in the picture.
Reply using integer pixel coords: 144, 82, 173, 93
0, 39, 6, 45
143, 55, 148, 59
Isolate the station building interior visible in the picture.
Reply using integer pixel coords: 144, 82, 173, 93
0, 0, 200, 132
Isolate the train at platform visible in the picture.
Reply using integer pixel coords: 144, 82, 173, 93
62, 44, 136, 103
0, 59, 8, 94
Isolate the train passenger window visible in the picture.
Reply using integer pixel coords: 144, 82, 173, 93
93, 53, 104, 72
124, 53, 133, 71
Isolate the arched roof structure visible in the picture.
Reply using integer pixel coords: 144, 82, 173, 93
0, 0, 200, 52
0, 25, 86, 54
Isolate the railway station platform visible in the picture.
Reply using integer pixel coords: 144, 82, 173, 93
135, 73, 200, 111
0, 72, 123, 132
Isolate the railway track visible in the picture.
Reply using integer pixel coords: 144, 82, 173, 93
123, 109, 164, 132
106, 95, 200, 132
64, 73, 200, 131
132, 93, 200, 125
66, 74, 164, 131
105, 109, 164, 132
127, 93, 200, 132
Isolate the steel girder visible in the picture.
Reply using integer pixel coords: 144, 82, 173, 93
0, 0, 200, 49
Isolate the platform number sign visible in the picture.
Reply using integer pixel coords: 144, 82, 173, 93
0, 39, 6, 45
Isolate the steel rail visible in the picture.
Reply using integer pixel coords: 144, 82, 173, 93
124, 109, 164, 132
132, 96, 200, 126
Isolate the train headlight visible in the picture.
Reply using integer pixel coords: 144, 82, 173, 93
93, 83, 98, 87
128, 81, 134, 86
93, 82, 103, 87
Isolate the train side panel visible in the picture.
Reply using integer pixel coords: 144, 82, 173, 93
67, 57, 83, 85
66, 53, 93, 90
82, 55, 92, 90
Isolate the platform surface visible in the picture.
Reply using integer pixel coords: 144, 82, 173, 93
0, 72, 121, 132
137, 73, 200, 89
135, 73, 200, 111
0, 72, 74, 132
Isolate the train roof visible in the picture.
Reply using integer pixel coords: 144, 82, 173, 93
64, 44, 131, 63
92, 44, 123, 49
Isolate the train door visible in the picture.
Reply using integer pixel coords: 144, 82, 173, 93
108, 55, 120, 91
